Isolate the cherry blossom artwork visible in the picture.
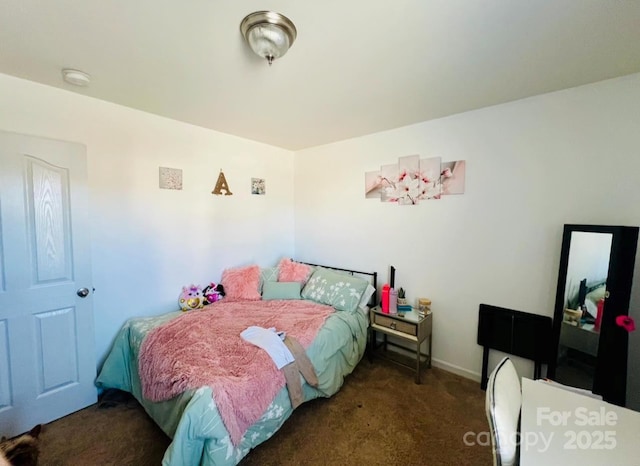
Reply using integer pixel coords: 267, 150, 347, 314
365, 155, 466, 204
441, 160, 466, 195
379, 163, 400, 202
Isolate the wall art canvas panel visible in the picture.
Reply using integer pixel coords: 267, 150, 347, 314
379, 164, 399, 202
393, 154, 421, 205
159, 167, 182, 190
419, 156, 443, 200
251, 178, 266, 195
440, 160, 466, 195
365, 154, 465, 205
365, 171, 383, 199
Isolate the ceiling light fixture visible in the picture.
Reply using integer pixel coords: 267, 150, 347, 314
240, 11, 297, 66
62, 68, 91, 87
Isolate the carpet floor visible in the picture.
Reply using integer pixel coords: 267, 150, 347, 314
36, 359, 493, 465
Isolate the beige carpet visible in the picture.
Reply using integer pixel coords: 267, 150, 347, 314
37, 359, 492, 465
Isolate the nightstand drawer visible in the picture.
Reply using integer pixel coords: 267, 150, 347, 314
372, 314, 416, 336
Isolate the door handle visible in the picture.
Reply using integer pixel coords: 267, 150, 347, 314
77, 288, 90, 298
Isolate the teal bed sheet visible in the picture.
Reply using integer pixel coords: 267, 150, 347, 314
96, 306, 367, 466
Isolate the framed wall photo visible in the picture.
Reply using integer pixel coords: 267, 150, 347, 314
251, 178, 266, 195
159, 167, 183, 190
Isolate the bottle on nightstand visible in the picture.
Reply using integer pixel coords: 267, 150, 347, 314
381, 284, 390, 313
389, 287, 398, 315
418, 298, 431, 317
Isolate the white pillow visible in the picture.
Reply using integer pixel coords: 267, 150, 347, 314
358, 284, 376, 310
584, 298, 597, 319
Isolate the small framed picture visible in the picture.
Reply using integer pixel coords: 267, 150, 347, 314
251, 178, 266, 195
159, 167, 183, 190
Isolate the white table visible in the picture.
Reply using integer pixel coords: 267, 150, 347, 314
520, 378, 640, 465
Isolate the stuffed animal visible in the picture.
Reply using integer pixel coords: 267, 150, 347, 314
203, 282, 225, 305
179, 284, 205, 311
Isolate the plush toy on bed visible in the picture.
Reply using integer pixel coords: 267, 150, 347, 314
179, 284, 205, 311
203, 282, 225, 305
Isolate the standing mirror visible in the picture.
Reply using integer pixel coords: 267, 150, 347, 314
548, 224, 638, 407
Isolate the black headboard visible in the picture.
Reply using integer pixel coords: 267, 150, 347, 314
477, 303, 553, 389
578, 278, 588, 307
295, 261, 378, 307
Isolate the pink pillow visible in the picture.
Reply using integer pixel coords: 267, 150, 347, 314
278, 258, 312, 284
221, 265, 261, 301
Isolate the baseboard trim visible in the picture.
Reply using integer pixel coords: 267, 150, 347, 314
431, 358, 481, 382
372, 334, 482, 382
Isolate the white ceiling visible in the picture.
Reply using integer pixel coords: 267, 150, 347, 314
1, 0, 640, 150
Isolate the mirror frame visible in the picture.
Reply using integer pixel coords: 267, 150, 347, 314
547, 224, 638, 406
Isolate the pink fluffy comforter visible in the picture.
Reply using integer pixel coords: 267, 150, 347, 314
138, 300, 335, 445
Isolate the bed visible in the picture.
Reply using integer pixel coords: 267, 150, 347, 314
96, 261, 376, 466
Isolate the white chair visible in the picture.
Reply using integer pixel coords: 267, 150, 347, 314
485, 357, 521, 466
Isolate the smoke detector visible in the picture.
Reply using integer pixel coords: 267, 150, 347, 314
62, 69, 91, 87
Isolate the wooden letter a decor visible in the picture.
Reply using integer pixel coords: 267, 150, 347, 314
212, 171, 233, 196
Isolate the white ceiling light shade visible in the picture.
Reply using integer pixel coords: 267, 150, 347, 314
62, 68, 91, 86
240, 11, 297, 65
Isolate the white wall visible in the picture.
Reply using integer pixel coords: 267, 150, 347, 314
293, 73, 640, 407
0, 73, 295, 366
3, 71, 639, 408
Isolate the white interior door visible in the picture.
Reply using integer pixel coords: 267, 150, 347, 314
0, 130, 96, 437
